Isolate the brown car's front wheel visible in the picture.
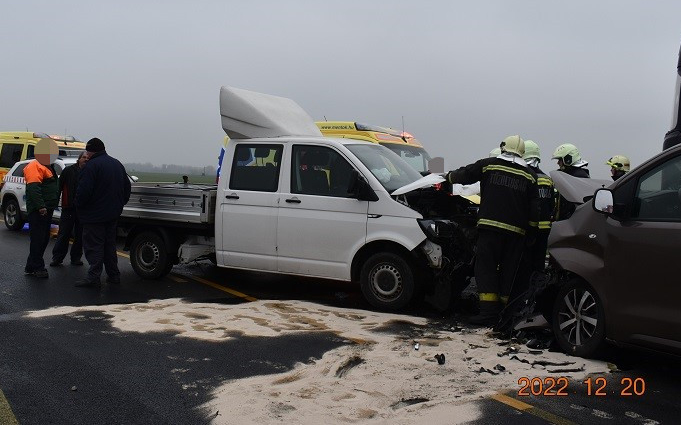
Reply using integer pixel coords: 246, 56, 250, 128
551, 278, 606, 358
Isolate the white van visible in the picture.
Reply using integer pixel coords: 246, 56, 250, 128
121, 86, 478, 311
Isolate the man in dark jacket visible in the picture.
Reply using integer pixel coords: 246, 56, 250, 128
446, 135, 540, 326
75, 138, 131, 287
23, 138, 60, 278
51, 151, 88, 266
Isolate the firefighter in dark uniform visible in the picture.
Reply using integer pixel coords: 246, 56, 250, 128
446, 135, 540, 326
513, 140, 555, 298
552, 143, 590, 220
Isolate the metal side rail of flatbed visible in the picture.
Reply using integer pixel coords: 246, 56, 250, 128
121, 183, 217, 226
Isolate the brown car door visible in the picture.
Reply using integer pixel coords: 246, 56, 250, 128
605, 155, 681, 352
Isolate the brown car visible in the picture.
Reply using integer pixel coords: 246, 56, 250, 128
546, 144, 681, 357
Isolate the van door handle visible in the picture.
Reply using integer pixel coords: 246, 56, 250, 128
225, 193, 240, 199
285, 198, 301, 204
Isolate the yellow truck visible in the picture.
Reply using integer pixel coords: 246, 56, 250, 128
316, 121, 432, 174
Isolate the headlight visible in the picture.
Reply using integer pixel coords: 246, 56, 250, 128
418, 219, 455, 240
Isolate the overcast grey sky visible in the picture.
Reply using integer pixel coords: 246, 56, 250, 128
1, 0, 680, 178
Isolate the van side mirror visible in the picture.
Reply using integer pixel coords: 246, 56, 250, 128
348, 169, 378, 201
592, 188, 614, 214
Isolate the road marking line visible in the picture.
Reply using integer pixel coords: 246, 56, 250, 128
113, 250, 255, 300
491, 393, 577, 425
0, 389, 19, 425
185, 274, 257, 302
169, 274, 188, 283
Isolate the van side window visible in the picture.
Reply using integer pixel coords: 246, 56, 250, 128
291, 145, 355, 197
632, 155, 681, 220
0, 144, 24, 169
12, 163, 28, 177
229, 144, 282, 192
27, 145, 34, 158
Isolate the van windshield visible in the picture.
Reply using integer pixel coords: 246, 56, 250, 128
380, 143, 431, 173
346, 143, 423, 192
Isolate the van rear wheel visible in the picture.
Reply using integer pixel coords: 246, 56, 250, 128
130, 231, 173, 279
360, 252, 415, 311
4, 198, 24, 231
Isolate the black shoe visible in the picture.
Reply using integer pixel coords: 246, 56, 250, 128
465, 300, 502, 327
75, 279, 99, 288
71, 260, 84, 266
49, 260, 63, 267
26, 269, 49, 278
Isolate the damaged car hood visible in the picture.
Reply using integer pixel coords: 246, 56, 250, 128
391, 174, 445, 196
391, 174, 481, 204
550, 171, 612, 203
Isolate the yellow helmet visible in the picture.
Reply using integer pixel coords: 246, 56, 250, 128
606, 155, 630, 172
500, 135, 524, 157
489, 147, 502, 157
552, 143, 582, 166
523, 140, 540, 160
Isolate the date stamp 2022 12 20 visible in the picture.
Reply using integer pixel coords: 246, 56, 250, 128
517, 376, 646, 397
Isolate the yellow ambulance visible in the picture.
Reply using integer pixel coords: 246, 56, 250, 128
0, 132, 86, 183
315, 121, 432, 173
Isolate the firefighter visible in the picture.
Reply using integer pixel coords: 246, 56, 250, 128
446, 135, 539, 326
552, 143, 589, 220
513, 140, 555, 298
606, 154, 630, 181
552, 143, 590, 177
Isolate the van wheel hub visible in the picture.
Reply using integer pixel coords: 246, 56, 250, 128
137, 242, 160, 270
558, 288, 598, 346
370, 264, 402, 300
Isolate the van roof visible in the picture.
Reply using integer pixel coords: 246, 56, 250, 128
219, 86, 322, 139
315, 121, 425, 148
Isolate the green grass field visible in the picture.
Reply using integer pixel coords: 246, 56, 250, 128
129, 171, 216, 184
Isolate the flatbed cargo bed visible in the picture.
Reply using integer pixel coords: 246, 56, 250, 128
121, 183, 217, 225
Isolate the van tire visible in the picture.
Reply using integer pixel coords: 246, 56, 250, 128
360, 252, 415, 311
3, 198, 24, 231
130, 231, 172, 279
551, 279, 606, 358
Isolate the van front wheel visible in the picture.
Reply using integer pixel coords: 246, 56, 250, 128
360, 252, 415, 311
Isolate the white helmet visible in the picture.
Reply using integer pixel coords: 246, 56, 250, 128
489, 147, 502, 157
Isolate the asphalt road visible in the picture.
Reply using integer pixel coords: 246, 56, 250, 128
0, 223, 679, 424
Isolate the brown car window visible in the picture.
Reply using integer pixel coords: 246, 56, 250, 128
632, 155, 681, 221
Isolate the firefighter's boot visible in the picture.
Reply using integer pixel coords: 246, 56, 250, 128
467, 300, 502, 327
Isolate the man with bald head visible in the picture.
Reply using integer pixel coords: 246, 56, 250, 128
23, 138, 60, 278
